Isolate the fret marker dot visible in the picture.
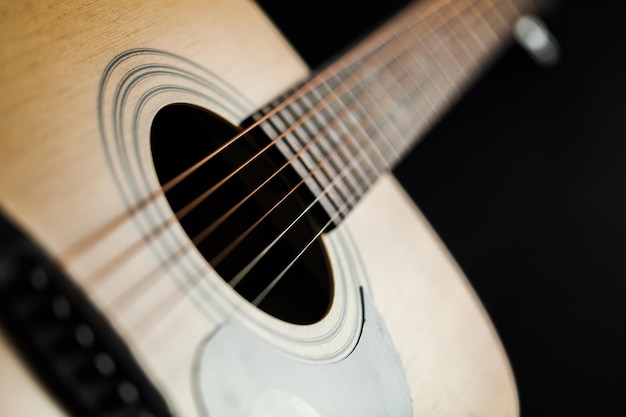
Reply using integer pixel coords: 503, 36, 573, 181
94, 353, 116, 376
52, 296, 71, 318
118, 381, 140, 404
75, 324, 95, 347
30, 267, 48, 291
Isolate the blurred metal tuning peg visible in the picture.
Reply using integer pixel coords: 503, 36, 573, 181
514, 15, 561, 67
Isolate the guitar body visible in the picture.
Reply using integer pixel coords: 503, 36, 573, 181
0, 0, 518, 416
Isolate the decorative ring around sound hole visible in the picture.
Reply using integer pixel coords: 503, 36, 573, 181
97, 49, 365, 355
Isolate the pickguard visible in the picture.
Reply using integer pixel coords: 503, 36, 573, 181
194, 291, 413, 417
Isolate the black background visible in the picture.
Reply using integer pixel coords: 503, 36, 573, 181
255, 0, 626, 416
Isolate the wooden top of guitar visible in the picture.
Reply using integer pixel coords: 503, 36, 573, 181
0, 0, 532, 415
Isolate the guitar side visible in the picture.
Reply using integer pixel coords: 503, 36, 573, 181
0, 0, 518, 416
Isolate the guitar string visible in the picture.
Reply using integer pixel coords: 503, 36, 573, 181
58, 0, 452, 268
190, 4, 473, 270
132, 2, 526, 338
127, 108, 403, 335
123, 0, 521, 334
78, 0, 512, 316
104, 0, 455, 312
157, 0, 520, 202
105, 0, 485, 322
111, 0, 516, 328
76, 0, 460, 290
206, 0, 489, 278
107, 81, 378, 308
219, 0, 520, 299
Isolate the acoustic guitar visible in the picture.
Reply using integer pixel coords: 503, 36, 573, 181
0, 0, 536, 415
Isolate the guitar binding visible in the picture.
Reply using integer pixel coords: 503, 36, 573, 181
0, 213, 173, 417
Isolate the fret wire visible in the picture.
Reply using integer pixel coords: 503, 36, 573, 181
255, 106, 278, 136
391, 31, 440, 131
338, 86, 389, 176
262, 52, 400, 211
266, 116, 344, 218
327, 128, 371, 196
309, 85, 373, 196
298, 91, 364, 198
424, 4, 463, 100
333, 66, 401, 170
317, 74, 382, 183
395, 33, 442, 113
478, 0, 520, 43
400, 0, 490, 109
488, 0, 518, 32
379, 45, 430, 156
501, 0, 524, 19
450, 1, 491, 58
330, 35, 426, 164
380, 0, 512, 137
268, 114, 324, 187
400, 28, 450, 120
308, 0, 449, 101
426, 6, 476, 92
318, 134, 383, 211
490, 0, 530, 60
362, 110, 397, 169
457, 0, 510, 72
479, 3, 505, 37
320, 0, 445, 86
302, 0, 478, 172
256, 108, 344, 219
280, 90, 382, 211
413, 6, 469, 89
307, 88, 370, 197
363, 120, 398, 164
440, 0, 512, 65
361, 57, 413, 157
314, 131, 362, 199
481, 0, 515, 32
271, 113, 321, 178
349, 97, 395, 170
354, 0, 456, 153
378, 42, 427, 145
375, 0, 516, 158
370, 59, 410, 130
285, 98, 355, 203
332, 27, 428, 161
289, 95, 335, 156
423, 1, 497, 88
467, 0, 504, 48
278, 105, 351, 209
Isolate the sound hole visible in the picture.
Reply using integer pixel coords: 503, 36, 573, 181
150, 104, 333, 325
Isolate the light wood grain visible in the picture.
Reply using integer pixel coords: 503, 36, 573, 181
0, 0, 518, 416
345, 174, 518, 416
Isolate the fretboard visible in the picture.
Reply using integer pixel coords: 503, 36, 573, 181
250, 0, 535, 223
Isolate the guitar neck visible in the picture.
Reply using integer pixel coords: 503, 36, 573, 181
250, 0, 535, 221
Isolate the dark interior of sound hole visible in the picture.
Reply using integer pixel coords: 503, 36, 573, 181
150, 104, 333, 325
